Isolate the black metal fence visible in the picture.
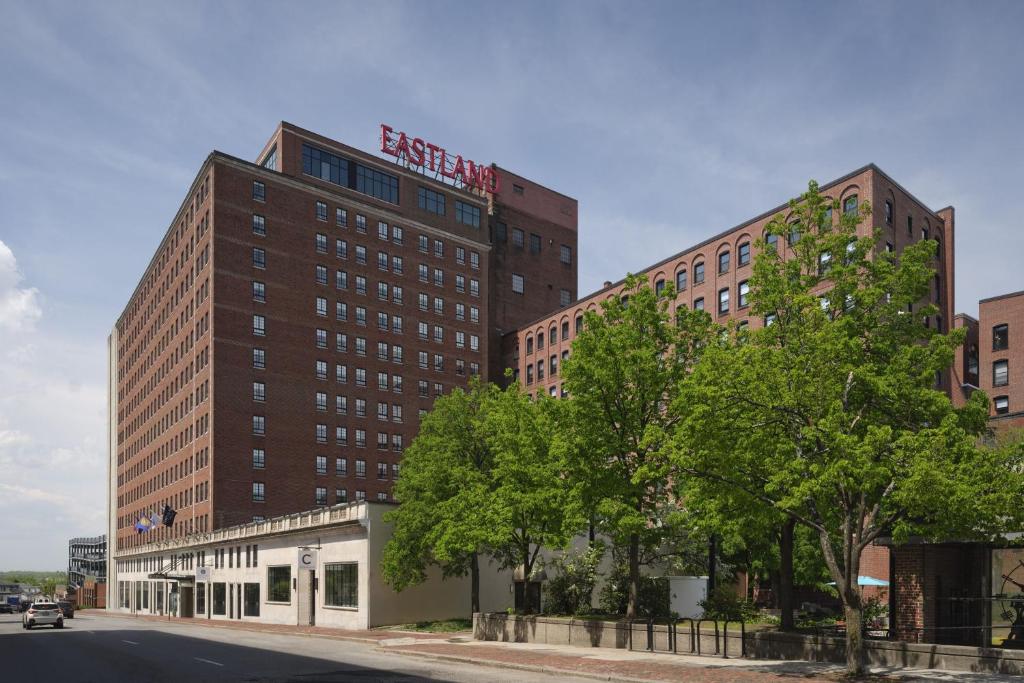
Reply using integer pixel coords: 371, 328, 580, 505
627, 617, 746, 658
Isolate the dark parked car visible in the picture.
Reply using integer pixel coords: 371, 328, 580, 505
57, 601, 74, 618
0, 604, 13, 614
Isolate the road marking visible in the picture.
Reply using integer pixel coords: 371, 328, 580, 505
122, 639, 139, 645
194, 658, 223, 667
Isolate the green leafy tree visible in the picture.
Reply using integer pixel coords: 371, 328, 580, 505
559, 274, 714, 618
483, 387, 578, 608
675, 181, 1024, 674
381, 379, 499, 614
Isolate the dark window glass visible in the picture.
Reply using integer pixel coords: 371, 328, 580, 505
243, 583, 260, 616
718, 251, 730, 274
676, 270, 687, 290
356, 164, 399, 204
302, 143, 348, 186
455, 201, 481, 228
994, 324, 1009, 351
267, 566, 291, 603
884, 200, 893, 225
843, 195, 858, 216
694, 262, 705, 284
495, 222, 507, 243
324, 563, 358, 608
560, 245, 572, 264
994, 396, 1010, 415
512, 228, 524, 248
212, 583, 226, 615
766, 233, 778, 252
738, 242, 750, 265
417, 186, 445, 215
529, 233, 541, 254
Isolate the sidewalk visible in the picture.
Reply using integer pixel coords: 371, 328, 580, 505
91, 611, 1019, 682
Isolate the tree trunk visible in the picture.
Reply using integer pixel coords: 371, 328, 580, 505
707, 534, 717, 593
779, 519, 796, 631
470, 552, 480, 615
844, 599, 865, 676
626, 532, 640, 618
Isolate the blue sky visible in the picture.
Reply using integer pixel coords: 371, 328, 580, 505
1, 0, 1022, 570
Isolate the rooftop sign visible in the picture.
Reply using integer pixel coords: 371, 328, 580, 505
380, 123, 500, 195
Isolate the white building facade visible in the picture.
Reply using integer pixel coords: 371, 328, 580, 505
110, 501, 513, 629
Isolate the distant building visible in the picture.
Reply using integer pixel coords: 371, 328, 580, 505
69, 535, 107, 585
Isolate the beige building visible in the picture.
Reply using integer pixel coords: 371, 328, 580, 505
110, 501, 514, 628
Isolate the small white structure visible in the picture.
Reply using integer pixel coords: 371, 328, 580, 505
666, 575, 708, 618
109, 502, 514, 628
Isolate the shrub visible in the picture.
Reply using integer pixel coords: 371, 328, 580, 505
543, 546, 602, 616
598, 563, 672, 619
699, 585, 759, 622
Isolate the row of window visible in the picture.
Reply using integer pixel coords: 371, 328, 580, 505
250, 481, 383, 508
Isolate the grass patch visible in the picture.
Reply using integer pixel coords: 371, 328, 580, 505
383, 618, 473, 633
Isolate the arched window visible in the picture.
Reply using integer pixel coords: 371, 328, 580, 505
843, 195, 858, 216
676, 269, 688, 290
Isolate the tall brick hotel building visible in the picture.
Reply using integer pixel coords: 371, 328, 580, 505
107, 122, 1021, 638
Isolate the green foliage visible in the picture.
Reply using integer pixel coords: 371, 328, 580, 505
542, 545, 604, 616
597, 562, 672, 619
674, 181, 1024, 673
699, 585, 759, 622
559, 274, 714, 617
382, 378, 577, 614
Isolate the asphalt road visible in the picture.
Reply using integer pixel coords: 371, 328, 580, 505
0, 612, 597, 683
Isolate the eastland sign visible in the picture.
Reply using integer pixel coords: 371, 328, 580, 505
380, 123, 500, 194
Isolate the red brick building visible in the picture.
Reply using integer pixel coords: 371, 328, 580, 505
107, 122, 577, 560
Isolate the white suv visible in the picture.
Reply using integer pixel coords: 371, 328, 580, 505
22, 602, 64, 629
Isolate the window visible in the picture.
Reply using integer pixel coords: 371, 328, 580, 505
392, 225, 403, 244
324, 563, 358, 608
336, 239, 348, 259
336, 301, 347, 321
718, 288, 730, 315
355, 245, 366, 265
560, 245, 572, 265
356, 164, 399, 203
994, 360, 1009, 387
253, 281, 266, 303
512, 227, 524, 248
655, 279, 665, 296
529, 233, 542, 254
995, 396, 1010, 415
994, 324, 1009, 351
252, 215, 266, 236
252, 482, 265, 502
316, 297, 327, 316
316, 424, 327, 443
470, 279, 479, 297
252, 248, 266, 269
818, 251, 832, 276
739, 281, 750, 308
336, 207, 348, 227
693, 262, 705, 284
336, 395, 348, 414
433, 268, 443, 286
243, 583, 260, 617
470, 251, 480, 270
316, 233, 327, 253
253, 348, 265, 369
884, 200, 893, 225
336, 270, 348, 290
316, 455, 327, 475
694, 297, 704, 311
378, 221, 389, 241
788, 223, 800, 246
843, 195, 858, 216
766, 233, 778, 252
336, 457, 348, 475
355, 276, 367, 295
418, 264, 428, 282
356, 214, 367, 233
303, 143, 348, 185
512, 274, 524, 294
252, 416, 266, 437
316, 201, 328, 221
433, 239, 444, 257
907, 215, 913, 236
252, 448, 265, 469
738, 242, 750, 266
455, 201, 480, 228
212, 583, 226, 614
253, 382, 266, 402
315, 487, 327, 505
315, 265, 328, 285
267, 566, 290, 603
355, 459, 366, 477
252, 181, 265, 201
718, 251, 730, 274
560, 289, 571, 306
